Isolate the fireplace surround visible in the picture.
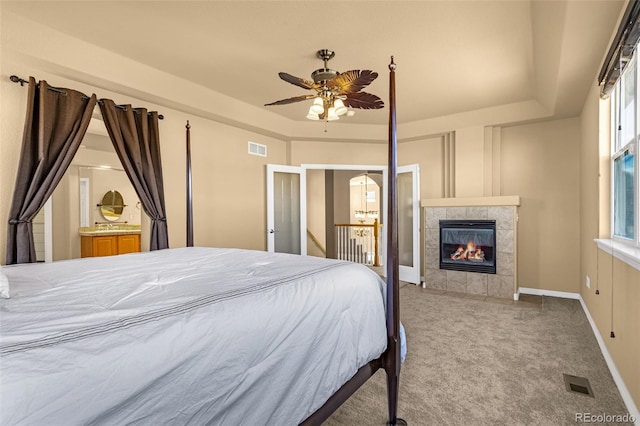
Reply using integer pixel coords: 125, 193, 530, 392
422, 196, 520, 299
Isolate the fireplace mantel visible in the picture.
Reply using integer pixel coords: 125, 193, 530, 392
421, 196, 520, 208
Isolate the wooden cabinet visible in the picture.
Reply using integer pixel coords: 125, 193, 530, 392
81, 233, 141, 258
89, 235, 118, 257
117, 234, 140, 255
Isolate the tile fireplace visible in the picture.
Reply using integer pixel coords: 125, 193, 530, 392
422, 196, 520, 299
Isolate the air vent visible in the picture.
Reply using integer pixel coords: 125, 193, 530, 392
563, 374, 594, 397
248, 141, 267, 157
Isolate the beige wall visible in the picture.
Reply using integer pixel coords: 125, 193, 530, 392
455, 126, 486, 197
1, 68, 28, 264
399, 136, 444, 199
501, 119, 581, 293
188, 119, 287, 250
290, 140, 387, 166
580, 82, 640, 410
306, 169, 326, 257
51, 166, 77, 261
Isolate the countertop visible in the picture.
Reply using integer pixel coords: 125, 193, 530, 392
79, 226, 141, 237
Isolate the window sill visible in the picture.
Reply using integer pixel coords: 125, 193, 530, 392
594, 239, 640, 271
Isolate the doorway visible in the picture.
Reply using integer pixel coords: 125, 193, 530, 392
266, 163, 421, 284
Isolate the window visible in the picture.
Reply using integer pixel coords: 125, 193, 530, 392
611, 53, 639, 246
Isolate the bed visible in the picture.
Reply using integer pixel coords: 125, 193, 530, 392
1, 58, 404, 425
1, 248, 388, 424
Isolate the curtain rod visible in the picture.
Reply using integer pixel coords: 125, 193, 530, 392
9, 75, 164, 119
597, 0, 640, 98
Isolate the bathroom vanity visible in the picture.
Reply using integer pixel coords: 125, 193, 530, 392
80, 229, 141, 258
80, 189, 141, 258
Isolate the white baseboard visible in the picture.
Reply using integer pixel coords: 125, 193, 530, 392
517, 287, 580, 300
516, 287, 639, 424
578, 295, 640, 425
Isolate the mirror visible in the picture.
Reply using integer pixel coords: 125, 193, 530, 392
100, 190, 125, 221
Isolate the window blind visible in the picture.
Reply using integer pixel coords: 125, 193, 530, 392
599, 0, 640, 98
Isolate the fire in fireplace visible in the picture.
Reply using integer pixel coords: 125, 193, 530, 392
439, 219, 496, 274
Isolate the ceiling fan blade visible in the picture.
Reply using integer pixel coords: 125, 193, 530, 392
329, 70, 379, 94
344, 92, 385, 109
278, 72, 318, 90
264, 94, 316, 106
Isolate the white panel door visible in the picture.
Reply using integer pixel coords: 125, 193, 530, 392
266, 165, 307, 254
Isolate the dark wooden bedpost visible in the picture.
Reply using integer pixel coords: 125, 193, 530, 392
186, 120, 194, 247
298, 57, 405, 426
385, 56, 406, 426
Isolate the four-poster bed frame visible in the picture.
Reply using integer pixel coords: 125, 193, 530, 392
2, 58, 404, 425
184, 57, 405, 425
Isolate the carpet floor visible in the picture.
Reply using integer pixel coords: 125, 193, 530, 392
325, 284, 630, 425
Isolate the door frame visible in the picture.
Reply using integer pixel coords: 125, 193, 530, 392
397, 163, 421, 284
267, 163, 421, 284
303, 163, 421, 284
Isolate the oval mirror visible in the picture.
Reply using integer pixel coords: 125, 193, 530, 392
100, 190, 125, 221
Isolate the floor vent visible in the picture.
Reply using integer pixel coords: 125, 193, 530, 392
563, 374, 594, 397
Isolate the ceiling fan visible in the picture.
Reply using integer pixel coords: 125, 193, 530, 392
264, 49, 384, 121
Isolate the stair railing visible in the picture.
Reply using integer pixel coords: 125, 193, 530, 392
334, 219, 381, 266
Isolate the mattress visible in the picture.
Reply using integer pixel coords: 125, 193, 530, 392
0, 247, 388, 425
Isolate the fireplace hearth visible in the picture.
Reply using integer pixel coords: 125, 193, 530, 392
440, 219, 496, 274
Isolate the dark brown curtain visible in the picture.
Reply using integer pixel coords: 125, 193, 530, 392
6, 78, 96, 264
99, 99, 169, 251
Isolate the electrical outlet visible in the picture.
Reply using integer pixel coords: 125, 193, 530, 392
586, 275, 591, 289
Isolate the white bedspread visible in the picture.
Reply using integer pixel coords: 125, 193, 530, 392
0, 247, 388, 425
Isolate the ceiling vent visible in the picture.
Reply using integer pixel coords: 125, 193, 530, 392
248, 141, 267, 157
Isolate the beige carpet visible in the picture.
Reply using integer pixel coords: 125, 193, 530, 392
326, 284, 630, 425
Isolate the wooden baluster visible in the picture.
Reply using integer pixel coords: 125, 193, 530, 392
350, 234, 354, 262
374, 219, 380, 266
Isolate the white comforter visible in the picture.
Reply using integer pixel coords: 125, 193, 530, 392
0, 247, 388, 425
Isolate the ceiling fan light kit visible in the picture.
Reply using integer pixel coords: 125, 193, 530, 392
310, 97, 324, 114
265, 49, 384, 123
333, 99, 348, 115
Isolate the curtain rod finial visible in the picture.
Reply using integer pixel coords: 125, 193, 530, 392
9, 75, 27, 86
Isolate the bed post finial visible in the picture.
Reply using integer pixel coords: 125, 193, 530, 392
384, 56, 407, 426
